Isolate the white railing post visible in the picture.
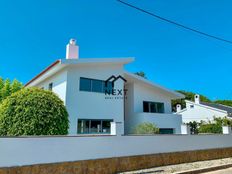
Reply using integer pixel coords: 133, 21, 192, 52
181, 124, 191, 135
110, 122, 123, 136
222, 126, 231, 134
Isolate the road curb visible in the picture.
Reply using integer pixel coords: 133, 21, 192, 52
175, 163, 232, 174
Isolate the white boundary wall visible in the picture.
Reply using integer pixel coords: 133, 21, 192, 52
1, 135, 232, 167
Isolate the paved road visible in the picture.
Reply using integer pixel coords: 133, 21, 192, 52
205, 167, 232, 174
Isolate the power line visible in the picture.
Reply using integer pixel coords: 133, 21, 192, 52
117, 0, 232, 44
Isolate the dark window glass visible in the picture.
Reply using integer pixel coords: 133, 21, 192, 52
150, 103, 156, 113
90, 120, 101, 133
157, 103, 164, 113
78, 120, 90, 134
92, 80, 103, 93
102, 121, 111, 133
143, 102, 149, 112
77, 119, 113, 134
103, 81, 113, 93
80, 78, 91, 91
143, 101, 165, 113
159, 128, 174, 134
48, 83, 53, 91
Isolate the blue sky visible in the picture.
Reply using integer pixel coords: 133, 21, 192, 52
0, 0, 232, 100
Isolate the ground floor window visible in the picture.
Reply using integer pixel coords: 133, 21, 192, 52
159, 128, 174, 134
77, 119, 113, 134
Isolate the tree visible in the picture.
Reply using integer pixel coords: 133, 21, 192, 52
133, 122, 159, 134
1, 79, 11, 100
0, 78, 23, 103
134, 71, 147, 79
0, 87, 69, 136
10, 79, 23, 94
172, 90, 211, 112
214, 100, 232, 107
0, 77, 4, 101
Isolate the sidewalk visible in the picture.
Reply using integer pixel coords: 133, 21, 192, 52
205, 167, 232, 174
119, 158, 232, 174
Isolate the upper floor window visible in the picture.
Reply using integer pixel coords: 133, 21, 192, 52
80, 78, 92, 92
143, 101, 165, 113
80, 77, 113, 93
48, 83, 53, 91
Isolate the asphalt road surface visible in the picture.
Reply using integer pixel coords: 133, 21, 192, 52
205, 167, 232, 174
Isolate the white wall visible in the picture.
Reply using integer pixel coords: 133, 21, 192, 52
125, 82, 181, 133
36, 70, 68, 105
133, 83, 172, 114
66, 64, 125, 135
1, 135, 232, 167
131, 113, 182, 134
181, 102, 228, 123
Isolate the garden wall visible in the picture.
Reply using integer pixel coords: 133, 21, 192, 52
1, 135, 232, 173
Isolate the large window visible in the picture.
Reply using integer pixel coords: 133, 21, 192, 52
143, 101, 165, 113
80, 77, 113, 93
77, 119, 113, 134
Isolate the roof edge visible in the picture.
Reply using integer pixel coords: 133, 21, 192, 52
25, 59, 61, 87
185, 100, 228, 114
124, 71, 185, 99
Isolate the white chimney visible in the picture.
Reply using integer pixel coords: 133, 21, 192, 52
66, 38, 79, 59
194, 94, 200, 104
176, 104, 182, 112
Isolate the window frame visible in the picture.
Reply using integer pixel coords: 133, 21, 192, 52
143, 101, 165, 113
77, 119, 113, 134
79, 77, 113, 94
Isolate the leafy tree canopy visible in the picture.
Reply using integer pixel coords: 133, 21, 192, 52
0, 77, 23, 103
214, 100, 232, 107
172, 90, 211, 111
0, 87, 69, 136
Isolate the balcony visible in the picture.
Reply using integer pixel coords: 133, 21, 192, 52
127, 113, 182, 134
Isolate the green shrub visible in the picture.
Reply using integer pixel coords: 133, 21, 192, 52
198, 123, 222, 134
198, 117, 232, 134
0, 88, 69, 136
187, 121, 199, 134
133, 122, 159, 134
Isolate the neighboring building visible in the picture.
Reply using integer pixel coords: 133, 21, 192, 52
176, 94, 232, 123
26, 39, 184, 135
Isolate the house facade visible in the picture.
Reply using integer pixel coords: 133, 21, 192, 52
26, 39, 184, 135
176, 94, 232, 123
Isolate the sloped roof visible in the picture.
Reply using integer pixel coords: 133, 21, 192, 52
200, 102, 232, 115
124, 71, 184, 99
25, 58, 134, 86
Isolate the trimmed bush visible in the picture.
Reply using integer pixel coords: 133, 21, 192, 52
198, 117, 232, 134
0, 88, 69, 136
133, 122, 159, 134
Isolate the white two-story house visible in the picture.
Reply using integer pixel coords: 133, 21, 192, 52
26, 39, 184, 135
